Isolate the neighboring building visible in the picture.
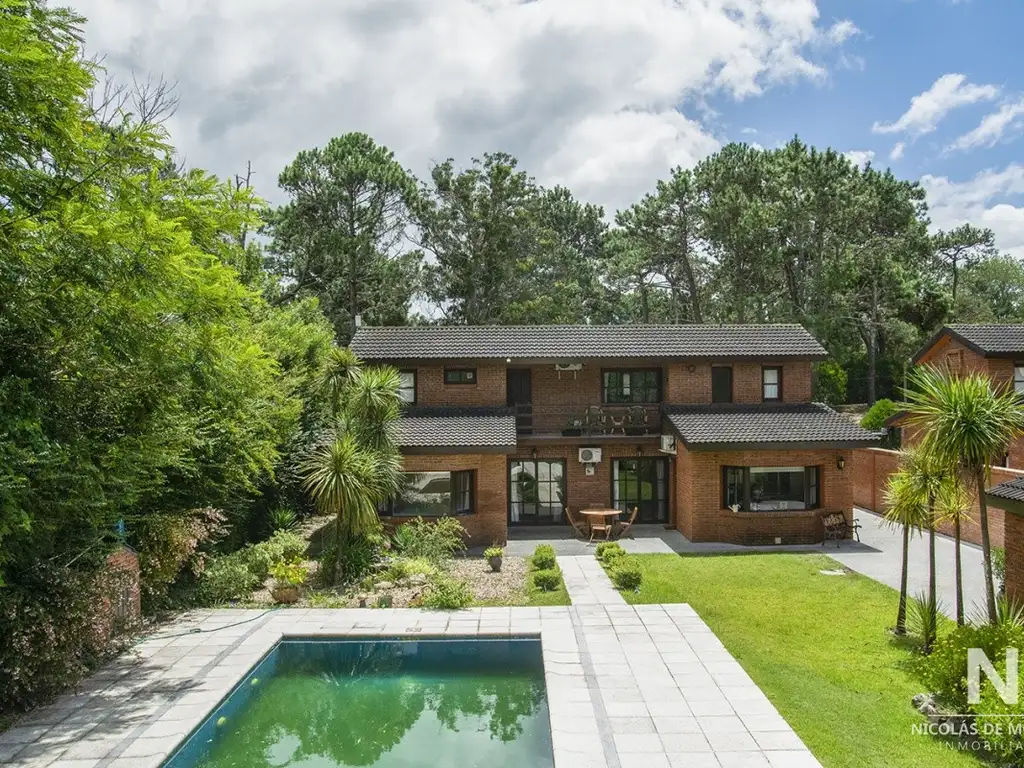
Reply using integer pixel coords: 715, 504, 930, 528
897, 324, 1024, 466
350, 324, 878, 546
984, 479, 1024, 604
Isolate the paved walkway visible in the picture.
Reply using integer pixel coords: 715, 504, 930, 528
831, 508, 991, 620
561, 555, 626, 605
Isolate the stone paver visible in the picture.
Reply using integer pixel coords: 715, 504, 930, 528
2, 602, 819, 768
561, 555, 626, 605
832, 508, 991, 619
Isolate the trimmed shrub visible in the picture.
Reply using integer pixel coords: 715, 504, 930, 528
423, 574, 473, 609
596, 542, 625, 564
385, 557, 438, 582
532, 568, 562, 592
860, 398, 899, 431
394, 517, 466, 563
813, 360, 848, 406
612, 563, 643, 591
198, 553, 259, 604
531, 544, 556, 571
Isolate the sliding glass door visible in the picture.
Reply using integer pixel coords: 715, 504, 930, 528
509, 460, 566, 525
612, 458, 668, 523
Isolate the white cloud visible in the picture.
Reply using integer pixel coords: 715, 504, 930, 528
922, 164, 1024, 258
946, 99, 1024, 153
844, 149, 875, 167
70, 0, 851, 213
826, 20, 860, 45
872, 73, 999, 136
889, 142, 905, 161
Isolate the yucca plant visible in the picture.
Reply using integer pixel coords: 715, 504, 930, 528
909, 589, 946, 653
269, 507, 298, 532
905, 366, 1024, 624
883, 464, 927, 636
302, 352, 403, 583
937, 477, 971, 625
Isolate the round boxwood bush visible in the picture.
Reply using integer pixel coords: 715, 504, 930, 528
531, 544, 556, 571
597, 542, 626, 564
612, 563, 643, 591
860, 398, 899, 431
532, 568, 562, 592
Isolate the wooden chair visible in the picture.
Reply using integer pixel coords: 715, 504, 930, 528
616, 506, 639, 539
589, 515, 612, 543
564, 507, 588, 540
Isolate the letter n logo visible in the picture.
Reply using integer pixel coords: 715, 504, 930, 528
968, 648, 1019, 705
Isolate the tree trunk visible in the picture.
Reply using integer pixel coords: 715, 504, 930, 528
927, 495, 937, 652
895, 522, 910, 635
333, 513, 345, 584
954, 515, 965, 626
866, 325, 877, 405
977, 468, 998, 623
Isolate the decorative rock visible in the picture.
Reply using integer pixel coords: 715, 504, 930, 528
911, 693, 929, 708
357, 594, 369, 608
375, 581, 394, 591
408, 574, 428, 586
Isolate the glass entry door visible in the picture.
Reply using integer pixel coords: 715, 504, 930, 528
509, 460, 565, 525
612, 458, 668, 523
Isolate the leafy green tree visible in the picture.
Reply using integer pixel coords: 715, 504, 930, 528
956, 255, 1024, 322
932, 224, 997, 304
906, 367, 1024, 624
267, 133, 421, 342
301, 349, 402, 582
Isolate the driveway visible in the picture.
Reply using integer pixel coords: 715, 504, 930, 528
831, 508, 993, 620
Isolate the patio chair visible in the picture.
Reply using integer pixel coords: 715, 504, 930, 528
564, 507, 588, 540
627, 406, 649, 433
606, 407, 628, 435
589, 516, 612, 543
616, 506, 639, 539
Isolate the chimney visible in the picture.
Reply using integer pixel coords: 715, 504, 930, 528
354, 314, 363, 328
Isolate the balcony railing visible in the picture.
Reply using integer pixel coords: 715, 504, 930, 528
513, 404, 661, 437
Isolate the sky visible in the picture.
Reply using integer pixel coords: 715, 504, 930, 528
71, 0, 1024, 257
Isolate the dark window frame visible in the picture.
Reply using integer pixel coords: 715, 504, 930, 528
762, 365, 783, 402
1014, 362, 1024, 395
720, 465, 822, 511
398, 369, 417, 404
601, 368, 663, 404
610, 457, 669, 524
507, 458, 567, 525
379, 470, 475, 517
444, 368, 477, 385
711, 366, 733, 404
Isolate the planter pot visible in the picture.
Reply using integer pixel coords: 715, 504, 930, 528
271, 584, 301, 604
488, 556, 503, 572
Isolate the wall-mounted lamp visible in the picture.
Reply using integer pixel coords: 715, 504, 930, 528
531, 447, 538, 460
636, 446, 643, 457
506, 357, 512, 364
837, 456, 846, 471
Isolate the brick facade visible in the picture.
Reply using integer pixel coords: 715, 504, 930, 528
1006, 512, 1024, 605
394, 353, 850, 545
676, 445, 852, 545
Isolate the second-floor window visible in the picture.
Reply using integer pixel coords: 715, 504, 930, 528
1015, 363, 1024, 394
711, 366, 733, 404
398, 370, 416, 403
762, 366, 782, 401
603, 369, 661, 403
444, 368, 477, 385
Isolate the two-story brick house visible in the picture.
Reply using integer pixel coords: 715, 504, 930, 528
350, 324, 878, 546
897, 325, 1024, 466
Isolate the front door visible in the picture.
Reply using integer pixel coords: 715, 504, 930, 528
508, 459, 565, 525
612, 458, 668, 524
507, 369, 532, 434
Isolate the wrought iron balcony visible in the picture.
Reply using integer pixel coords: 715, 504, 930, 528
512, 404, 662, 438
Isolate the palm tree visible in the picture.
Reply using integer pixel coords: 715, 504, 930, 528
905, 366, 1024, 624
302, 351, 403, 582
883, 463, 927, 637
937, 478, 971, 625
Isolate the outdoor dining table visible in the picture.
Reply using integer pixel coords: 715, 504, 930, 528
579, 508, 621, 540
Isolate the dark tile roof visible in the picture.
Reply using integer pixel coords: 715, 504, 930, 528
397, 406, 516, 451
985, 477, 1024, 504
664, 403, 880, 448
913, 324, 1024, 362
350, 324, 827, 361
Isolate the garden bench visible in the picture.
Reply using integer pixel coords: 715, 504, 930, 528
821, 512, 860, 546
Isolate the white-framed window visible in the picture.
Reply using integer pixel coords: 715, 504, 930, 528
1014, 363, 1024, 395
398, 370, 416, 403
762, 366, 782, 401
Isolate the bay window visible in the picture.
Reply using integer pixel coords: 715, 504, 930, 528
380, 471, 474, 517
721, 466, 821, 511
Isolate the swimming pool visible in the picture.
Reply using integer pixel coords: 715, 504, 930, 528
162, 637, 554, 768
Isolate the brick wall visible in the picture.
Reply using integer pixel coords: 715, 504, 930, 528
676, 446, 852, 545
411, 365, 506, 406
397, 453, 508, 546
664, 361, 812, 404
1005, 512, 1024, 604
850, 447, 1019, 548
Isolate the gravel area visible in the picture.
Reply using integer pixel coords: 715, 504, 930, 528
451, 555, 529, 604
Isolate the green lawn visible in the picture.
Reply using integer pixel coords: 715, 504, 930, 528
624, 553, 982, 768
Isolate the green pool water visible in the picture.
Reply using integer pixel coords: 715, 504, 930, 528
164, 638, 554, 768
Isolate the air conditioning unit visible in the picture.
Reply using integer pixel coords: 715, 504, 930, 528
578, 447, 602, 463
554, 363, 583, 371
659, 434, 677, 455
